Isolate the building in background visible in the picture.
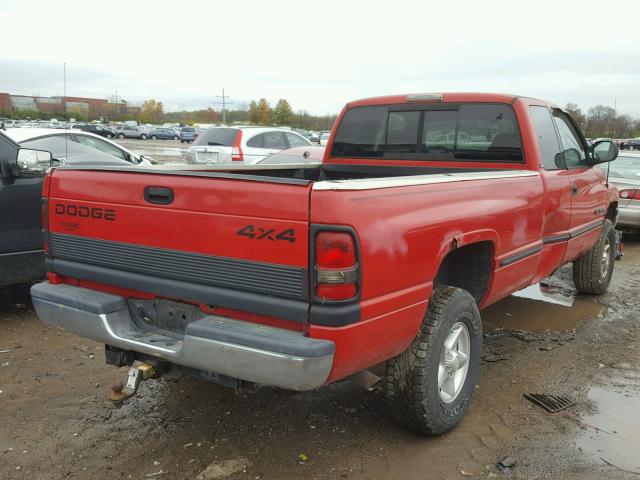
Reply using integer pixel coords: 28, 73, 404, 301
0, 92, 140, 119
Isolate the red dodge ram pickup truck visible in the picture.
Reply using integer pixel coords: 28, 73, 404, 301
31, 93, 619, 435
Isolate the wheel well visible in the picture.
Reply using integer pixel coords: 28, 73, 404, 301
434, 241, 494, 304
606, 202, 618, 224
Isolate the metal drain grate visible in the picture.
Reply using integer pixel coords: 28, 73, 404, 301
523, 393, 575, 413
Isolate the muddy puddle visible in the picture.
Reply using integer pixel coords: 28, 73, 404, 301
482, 283, 603, 332
576, 375, 640, 474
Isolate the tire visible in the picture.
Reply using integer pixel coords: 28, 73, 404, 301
385, 285, 482, 435
573, 219, 615, 294
173, 136, 179, 140
117, 133, 125, 139
141, 134, 147, 140
151, 135, 157, 140
107, 134, 113, 139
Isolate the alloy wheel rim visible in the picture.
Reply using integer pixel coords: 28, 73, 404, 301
601, 237, 612, 279
438, 321, 471, 404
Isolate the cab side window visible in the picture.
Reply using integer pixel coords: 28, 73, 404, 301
529, 106, 562, 170
552, 111, 587, 169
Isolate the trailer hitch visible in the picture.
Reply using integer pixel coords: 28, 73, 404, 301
109, 362, 156, 402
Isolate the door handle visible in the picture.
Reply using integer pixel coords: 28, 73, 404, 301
144, 186, 174, 205
571, 183, 578, 196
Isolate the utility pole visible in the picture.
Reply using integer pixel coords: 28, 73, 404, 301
63, 62, 67, 119
214, 89, 233, 125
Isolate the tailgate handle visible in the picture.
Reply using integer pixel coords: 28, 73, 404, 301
144, 186, 174, 205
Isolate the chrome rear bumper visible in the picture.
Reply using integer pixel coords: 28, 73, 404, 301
31, 282, 334, 391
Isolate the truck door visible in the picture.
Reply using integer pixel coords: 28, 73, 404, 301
528, 105, 572, 281
551, 110, 610, 263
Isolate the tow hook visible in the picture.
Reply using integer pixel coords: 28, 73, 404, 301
109, 362, 156, 402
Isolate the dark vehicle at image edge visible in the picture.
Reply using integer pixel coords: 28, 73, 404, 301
0, 132, 52, 287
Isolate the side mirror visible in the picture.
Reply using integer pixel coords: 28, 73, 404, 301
592, 140, 618, 165
16, 148, 52, 175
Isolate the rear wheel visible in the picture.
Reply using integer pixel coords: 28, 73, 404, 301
173, 135, 179, 140
151, 135, 157, 140
573, 219, 615, 294
141, 134, 148, 140
117, 133, 125, 139
385, 286, 482, 435
107, 134, 113, 139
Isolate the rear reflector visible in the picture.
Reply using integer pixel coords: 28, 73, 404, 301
315, 231, 358, 301
316, 283, 357, 300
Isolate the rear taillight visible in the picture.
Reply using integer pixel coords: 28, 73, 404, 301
315, 231, 358, 301
620, 189, 640, 200
232, 130, 243, 161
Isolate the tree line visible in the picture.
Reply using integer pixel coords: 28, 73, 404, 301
564, 103, 640, 139
6, 97, 639, 138
160, 98, 337, 131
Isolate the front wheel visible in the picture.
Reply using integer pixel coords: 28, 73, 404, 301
151, 135, 157, 140
173, 135, 179, 140
573, 219, 615, 294
385, 285, 482, 435
141, 134, 147, 140
117, 133, 125, 139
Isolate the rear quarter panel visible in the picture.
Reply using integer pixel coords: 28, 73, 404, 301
309, 174, 545, 381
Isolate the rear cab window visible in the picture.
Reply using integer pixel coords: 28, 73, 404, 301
193, 128, 239, 147
330, 103, 523, 162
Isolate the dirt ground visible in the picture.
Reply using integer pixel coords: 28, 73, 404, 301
1, 236, 639, 480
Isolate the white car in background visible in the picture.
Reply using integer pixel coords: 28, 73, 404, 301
319, 131, 331, 146
4, 129, 156, 166
598, 152, 640, 229
186, 126, 311, 165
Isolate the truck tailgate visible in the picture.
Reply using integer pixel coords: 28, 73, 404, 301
45, 169, 312, 321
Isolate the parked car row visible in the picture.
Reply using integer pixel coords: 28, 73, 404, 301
1, 119, 199, 142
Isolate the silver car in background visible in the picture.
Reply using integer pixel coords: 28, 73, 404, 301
4, 128, 156, 166
599, 153, 640, 229
186, 126, 311, 165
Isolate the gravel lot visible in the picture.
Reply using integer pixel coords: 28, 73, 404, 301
1, 237, 639, 480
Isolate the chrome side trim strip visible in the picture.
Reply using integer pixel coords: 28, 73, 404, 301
312, 170, 539, 191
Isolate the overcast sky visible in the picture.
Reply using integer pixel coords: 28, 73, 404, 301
1, 0, 639, 116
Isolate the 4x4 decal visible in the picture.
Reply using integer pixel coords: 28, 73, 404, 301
237, 225, 296, 243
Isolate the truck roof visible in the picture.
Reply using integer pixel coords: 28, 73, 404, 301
347, 92, 558, 109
